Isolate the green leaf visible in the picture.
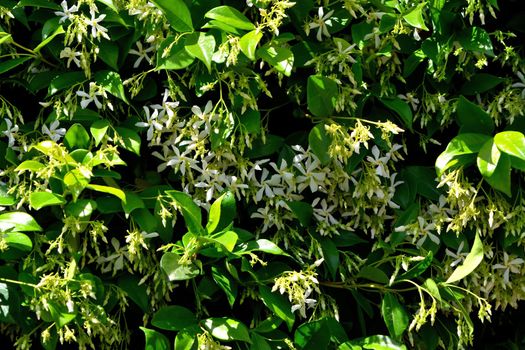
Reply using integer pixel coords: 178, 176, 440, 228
166, 190, 204, 235
0, 57, 31, 75
257, 45, 294, 77
357, 266, 389, 284
118, 275, 149, 312
286, 201, 313, 227
212, 266, 238, 307
446, 232, 484, 283
206, 191, 236, 234
98, 39, 119, 70
381, 293, 409, 340
398, 251, 433, 280
380, 97, 413, 130
494, 131, 525, 161
86, 184, 126, 201
0, 212, 42, 232
152, 305, 197, 331
151, 0, 193, 32
435, 133, 491, 176
94, 70, 128, 103
245, 134, 284, 159
16, 0, 61, 10
240, 30, 263, 60
210, 230, 238, 252
185, 32, 216, 73
65, 199, 97, 218
458, 27, 494, 56
15, 160, 45, 172
456, 96, 494, 135
341, 335, 407, 350
64, 123, 90, 150
460, 73, 505, 95
2, 232, 32, 252
140, 327, 170, 350
477, 138, 500, 177
34, 24, 64, 53
259, 286, 295, 330
307, 75, 338, 118
115, 127, 141, 155
294, 319, 330, 350
29, 192, 66, 210
122, 191, 145, 217
205, 6, 255, 31
320, 238, 339, 279
90, 119, 110, 146
174, 327, 198, 350
308, 123, 332, 165
160, 252, 200, 281
239, 239, 288, 256
157, 37, 195, 70
48, 71, 86, 95
0, 185, 14, 206
203, 317, 252, 343
484, 153, 511, 196
250, 333, 272, 350
403, 49, 426, 77
403, 3, 429, 30
47, 302, 76, 328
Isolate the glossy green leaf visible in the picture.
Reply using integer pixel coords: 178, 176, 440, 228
456, 96, 494, 135
64, 123, 90, 150
98, 39, 119, 70
380, 97, 413, 130
34, 24, 64, 53
458, 27, 494, 56
63, 169, 90, 201
257, 45, 294, 77
166, 190, 204, 235
0, 185, 14, 206
90, 119, 110, 146
210, 230, 238, 252
239, 239, 288, 256
494, 131, 525, 161
446, 232, 484, 283
0, 57, 31, 75
477, 138, 500, 177
185, 32, 216, 72
86, 184, 126, 201
307, 75, 337, 118
341, 335, 407, 350
122, 191, 145, 217
115, 127, 141, 155
460, 73, 505, 95
308, 123, 332, 165
48, 71, 86, 95
403, 3, 429, 30
157, 37, 195, 70
259, 286, 295, 330
203, 317, 252, 343
212, 266, 238, 307
206, 191, 236, 234
94, 70, 128, 103
151, 0, 193, 32
286, 201, 313, 227
29, 192, 66, 210
65, 199, 97, 218
0, 212, 42, 232
15, 160, 45, 172
240, 30, 263, 60
294, 319, 330, 350
140, 327, 170, 350
160, 252, 200, 281
118, 275, 149, 312
381, 293, 409, 340
398, 251, 433, 280
152, 305, 197, 331
357, 266, 389, 284
483, 153, 511, 196
47, 302, 76, 328
435, 133, 491, 176
2, 232, 32, 252
204, 6, 255, 31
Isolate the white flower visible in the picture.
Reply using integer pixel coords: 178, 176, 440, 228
415, 216, 439, 247
54, 0, 78, 24
129, 41, 155, 68
366, 146, 391, 178
60, 47, 82, 68
398, 92, 420, 111
307, 7, 334, 41
85, 9, 109, 40
151, 89, 179, 121
312, 198, 338, 226
42, 120, 66, 142
511, 71, 525, 99
135, 106, 162, 141
2, 118, 18, 148
254, 168, 285, 202
493, 252, 524, 286
294, 158, 326, 193
76, 82, 105, 109
445, 241, 468, 268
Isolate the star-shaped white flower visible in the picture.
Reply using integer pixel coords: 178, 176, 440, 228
307, 7, 334, 41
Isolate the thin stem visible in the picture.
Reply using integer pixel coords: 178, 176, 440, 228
0, 277, 38, 288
